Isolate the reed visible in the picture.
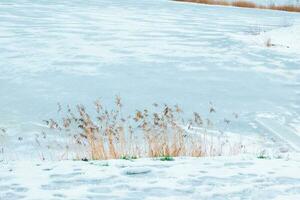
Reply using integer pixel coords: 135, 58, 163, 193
175, 0, 300, 13
42, 96, 244, 160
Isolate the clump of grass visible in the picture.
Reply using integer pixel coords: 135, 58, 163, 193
159, 156, 175, 161
41, 96, 243, 160
231, 0, 256, 8
0, 127, 6, 161
90, 162, 109, 167
0, 128, 6, 134
257, 150, 269, 159
269, 4, 300, 12
257, 155, 268, 159
175, 0, 300, 13
121, 155, 138, 160
176, 0, 230, 6
265, 38, 275, 47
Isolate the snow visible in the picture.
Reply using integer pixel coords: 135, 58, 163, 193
1, 155, 300, 200
0, 0, 300, 199
232, 24, 300, 55
0, 0, 299, 154
255, 115, 300, 152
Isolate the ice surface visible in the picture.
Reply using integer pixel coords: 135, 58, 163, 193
0, 1, 300, 199
0, 0, 299, 155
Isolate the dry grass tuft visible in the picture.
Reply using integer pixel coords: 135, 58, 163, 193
265, 38, 273, 47
41, 96, 244, 160
268, 4, 300, 12
178, 0, 230, 6
232, 1, 256, 8
175, 0, 300, 13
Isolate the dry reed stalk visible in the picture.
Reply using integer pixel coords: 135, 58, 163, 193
175, 0, 300, 13
42, 96, 244, 160
232, 1, 256, 8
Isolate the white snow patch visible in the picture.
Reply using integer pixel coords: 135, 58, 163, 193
1, 155, 300, 199
233, 24, 300, 55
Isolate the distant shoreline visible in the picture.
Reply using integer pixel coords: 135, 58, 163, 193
174, 0, 300, 13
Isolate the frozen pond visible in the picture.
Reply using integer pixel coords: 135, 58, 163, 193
0, 0, 300, 154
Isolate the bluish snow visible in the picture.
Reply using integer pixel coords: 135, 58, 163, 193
1, 155, 300, 200
0, 1, 300, 199
0, 0, 299, 154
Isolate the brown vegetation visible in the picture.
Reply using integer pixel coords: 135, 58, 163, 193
41, 96, 244, 160
232, 1, 256, 8
175, 0, 300, 13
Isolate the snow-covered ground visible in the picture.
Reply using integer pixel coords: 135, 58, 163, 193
0, 0, 299, 154
231, 24, 300, 56
1, 155, 300, 200
0, 0, 300, 199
